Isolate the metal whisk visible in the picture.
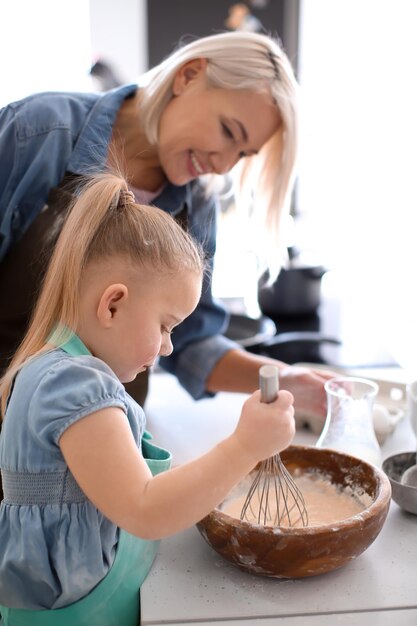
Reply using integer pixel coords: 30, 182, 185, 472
240, 365, 309, 528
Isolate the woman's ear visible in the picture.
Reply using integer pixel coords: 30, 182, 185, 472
172, 58, 208, 96
97, 283, 128, 328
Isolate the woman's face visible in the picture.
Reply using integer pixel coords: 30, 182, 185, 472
157, 59, 281, 186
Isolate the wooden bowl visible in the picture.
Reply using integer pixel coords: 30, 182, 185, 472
196, 445, 391, 578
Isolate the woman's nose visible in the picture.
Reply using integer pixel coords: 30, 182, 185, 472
210, 149, 240, 175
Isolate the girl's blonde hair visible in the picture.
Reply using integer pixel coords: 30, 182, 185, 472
0, 172, 204, 416
140, 31, 299, 250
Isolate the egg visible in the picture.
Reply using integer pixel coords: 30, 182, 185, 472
373, 404, 391, 430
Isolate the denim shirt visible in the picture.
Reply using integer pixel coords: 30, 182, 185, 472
0, 85, 239, 399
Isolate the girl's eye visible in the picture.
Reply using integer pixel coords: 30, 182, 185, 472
221, 123, 234, 141
162, 326, 173, 336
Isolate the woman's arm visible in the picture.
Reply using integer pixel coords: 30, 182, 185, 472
60, 389, 295, 540
156, 182, 337, 420
205, 348, 337, 421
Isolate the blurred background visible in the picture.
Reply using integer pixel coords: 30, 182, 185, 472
1, 0, 416, 372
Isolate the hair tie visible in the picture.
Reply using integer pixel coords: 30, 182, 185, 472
267, 50, 280, 80
117, 189, 136, 208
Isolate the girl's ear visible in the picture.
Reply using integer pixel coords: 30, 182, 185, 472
97, 283, 129, 328
172, 58, 208, 96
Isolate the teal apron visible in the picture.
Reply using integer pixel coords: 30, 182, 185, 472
0, 333, 172, 626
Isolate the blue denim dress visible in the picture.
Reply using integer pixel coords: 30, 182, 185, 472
0, 333, 171, 622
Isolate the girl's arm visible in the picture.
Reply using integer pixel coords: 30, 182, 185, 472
60, 389, 294, 539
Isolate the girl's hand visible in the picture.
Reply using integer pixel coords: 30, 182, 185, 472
233, 389, 295, 463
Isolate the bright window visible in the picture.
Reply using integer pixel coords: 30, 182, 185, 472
297, 0, 417, 369
0, 0, 92, 107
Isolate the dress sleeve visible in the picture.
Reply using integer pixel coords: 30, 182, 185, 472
29, 355, 128, 449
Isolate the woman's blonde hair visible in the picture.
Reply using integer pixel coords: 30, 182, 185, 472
140, 31, 299, 251
0, 172, 204, 416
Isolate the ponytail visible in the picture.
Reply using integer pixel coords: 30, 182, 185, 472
0, 172, 203, 416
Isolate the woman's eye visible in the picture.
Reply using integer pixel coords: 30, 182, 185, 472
221, 123, 234, 141
162, 326, 173, 335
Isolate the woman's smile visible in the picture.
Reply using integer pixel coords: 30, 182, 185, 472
188, 150, 211, 177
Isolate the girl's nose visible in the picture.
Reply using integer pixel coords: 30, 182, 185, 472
160, 334, 173, 357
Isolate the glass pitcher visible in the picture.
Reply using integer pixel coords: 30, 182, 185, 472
316, 376, 382, 466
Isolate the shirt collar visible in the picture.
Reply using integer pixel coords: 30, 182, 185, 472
67, 83, 138, 174
67, 83, 193, 216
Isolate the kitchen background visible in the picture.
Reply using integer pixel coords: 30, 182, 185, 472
1, 0, 416, 372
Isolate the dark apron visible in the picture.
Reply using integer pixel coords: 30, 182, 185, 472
0, 334, 171, 625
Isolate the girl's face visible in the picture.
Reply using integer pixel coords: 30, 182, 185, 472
157, 59, 281, 186
100, 269, 202, 383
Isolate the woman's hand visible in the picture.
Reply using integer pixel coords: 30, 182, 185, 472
278, 365, 337, 429
206, 349, 337, 432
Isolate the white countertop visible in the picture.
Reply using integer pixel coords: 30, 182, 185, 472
141, 369, 417, 625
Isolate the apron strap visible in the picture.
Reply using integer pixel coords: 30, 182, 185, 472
48, 328, 91, 357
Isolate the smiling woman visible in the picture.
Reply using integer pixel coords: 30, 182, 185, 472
0, 31, 336, 457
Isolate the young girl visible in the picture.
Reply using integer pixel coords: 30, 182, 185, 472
0, 172, 295, 625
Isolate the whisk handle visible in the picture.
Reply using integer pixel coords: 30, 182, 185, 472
259, 365, 279, 403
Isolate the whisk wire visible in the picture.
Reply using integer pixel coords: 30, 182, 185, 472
241, 455, 309, 527
240, 365, 309, 528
